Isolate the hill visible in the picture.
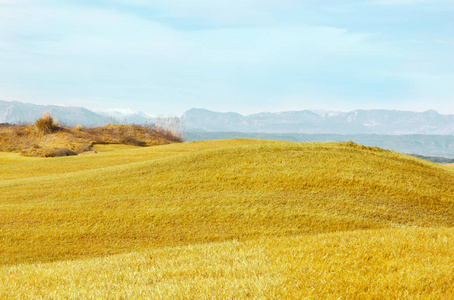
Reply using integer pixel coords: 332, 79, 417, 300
184, 131, 454, 159
1, 140, 454, 298
0, 121, 181, 157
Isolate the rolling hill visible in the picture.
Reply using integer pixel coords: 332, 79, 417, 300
0, 121, 181, 157
184, 131, 454, 159
1, 139, 454, 298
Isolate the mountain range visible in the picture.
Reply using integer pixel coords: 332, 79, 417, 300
3, 100, 454, 136
2, 100, 454, 158
0, 100, 155, 126
182, 108, 454, 135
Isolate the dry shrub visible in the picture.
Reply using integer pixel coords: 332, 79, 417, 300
52, 148, 77, 157
21, 147, 77, 157
77, 142, 92, 153
155, 115, 183, 142
12, 125, 26, 137
35, 112, 58, 134
121, 135, 146, 146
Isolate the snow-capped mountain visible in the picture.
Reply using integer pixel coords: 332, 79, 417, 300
92, 108, 156, 125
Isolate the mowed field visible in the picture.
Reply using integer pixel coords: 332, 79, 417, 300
1, 139, 454, 298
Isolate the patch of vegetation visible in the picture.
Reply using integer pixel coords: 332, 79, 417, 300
155, 115, 183, 142
20, 146, 77, 157
1, 140, 454, 297
34, 111, 58, 134
0, 114, 183, 157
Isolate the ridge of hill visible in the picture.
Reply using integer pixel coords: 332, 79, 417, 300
184, 131, 454, 159
1, 139, 454, 297
0, 123, 182, 157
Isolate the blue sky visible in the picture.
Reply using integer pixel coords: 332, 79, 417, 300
0, 0, 453, 116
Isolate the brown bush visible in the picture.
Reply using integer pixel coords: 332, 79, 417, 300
35, 112, 58, 134
121, 135, 146, 146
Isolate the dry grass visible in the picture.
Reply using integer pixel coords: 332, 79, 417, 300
1, 139, 454, 298
0, 122, 182, 157
34, 111, 58, 134
1, 228, 453, 299
0, 139, 274, 181
155, 115, 183, 142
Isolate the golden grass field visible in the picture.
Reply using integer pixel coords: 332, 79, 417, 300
1, 139, 454, 298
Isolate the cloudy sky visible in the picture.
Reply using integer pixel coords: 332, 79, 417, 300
0, 0, 453, 116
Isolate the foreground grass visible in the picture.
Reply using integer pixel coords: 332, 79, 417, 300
1, 139, 454, 297
2, 228, 453, 299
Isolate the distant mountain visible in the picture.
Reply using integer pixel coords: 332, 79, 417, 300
0, 100, 157, 126
2, 101, 454, 158
3, 101, 454, 136
182, 108, 454, 135
0, 101, 112, 126
93, 109, 156, 125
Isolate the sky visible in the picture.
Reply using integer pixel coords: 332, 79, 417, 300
0, 0, 453, 116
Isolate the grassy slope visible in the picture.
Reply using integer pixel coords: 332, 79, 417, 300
1, 139, 454, 298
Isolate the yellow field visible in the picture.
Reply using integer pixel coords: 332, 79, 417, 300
1, 139, 454, 298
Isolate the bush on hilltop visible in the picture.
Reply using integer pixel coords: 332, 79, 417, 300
35, 112, 58, 134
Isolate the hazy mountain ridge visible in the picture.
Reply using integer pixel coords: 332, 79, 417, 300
0, 101, 111, 126
3, 101, 454, 135
92, 108, 156, 125
0, 100, 156, 126
182, 108, 454, 135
